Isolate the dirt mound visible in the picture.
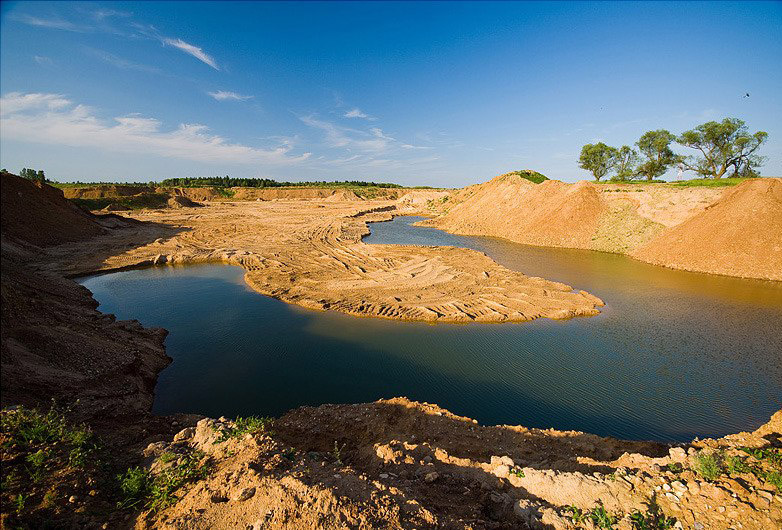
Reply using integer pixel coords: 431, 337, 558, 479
62, 185, 156, 199
323, 189, 364, 202
427, 174, 606, 249
1, 172, 106, 247
632, 178, 782, 280
132, 399, 781, 530
167, 195, 201, 209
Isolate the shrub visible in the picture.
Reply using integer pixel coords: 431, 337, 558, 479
693, 451, 722, 481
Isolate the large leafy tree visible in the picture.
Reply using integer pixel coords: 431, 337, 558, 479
579, 143, 618, 181
611, 145, 640, 181
678, 118, 767, 179
636, 130, 678, 181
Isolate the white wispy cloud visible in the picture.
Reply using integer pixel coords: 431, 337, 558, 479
33, 55, 53, 66
84, 47, 160, 73
11, 14, 86, 32
208, 90, 253, 101
0, 92, 310, 165
163, 38, 219, 70
344, 108, 370, 119
300, 115, 428, 153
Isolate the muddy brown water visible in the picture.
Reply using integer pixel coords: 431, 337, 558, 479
79, 216, 782, 442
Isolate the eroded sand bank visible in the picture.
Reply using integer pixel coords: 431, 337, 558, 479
42, 198, 603, 323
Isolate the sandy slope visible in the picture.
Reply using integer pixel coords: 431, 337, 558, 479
425, 174, 779, 280
632, 178, 782, 280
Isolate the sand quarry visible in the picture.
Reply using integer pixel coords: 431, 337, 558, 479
2, 172, 782, 529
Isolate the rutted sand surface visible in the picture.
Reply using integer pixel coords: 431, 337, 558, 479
42, 197, 603, 323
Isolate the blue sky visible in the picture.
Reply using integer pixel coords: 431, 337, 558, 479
1, 1, 780, 186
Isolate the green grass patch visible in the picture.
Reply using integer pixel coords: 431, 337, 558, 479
693, 451, 723, 481
671, 177, 748, 187
214, 416, 273, 443
117, 450, 209, 512
508, 169, 548, 184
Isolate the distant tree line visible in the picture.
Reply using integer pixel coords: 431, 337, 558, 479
158, 176, 403, 188
19, 168, 46, 183
579, 118, 768, 181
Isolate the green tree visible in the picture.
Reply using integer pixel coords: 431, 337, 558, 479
611, 145, 640, 181
19, 168, 45, 182
636, 130, 678, 181
678, 118, 767, 179
579, 143, 618, 181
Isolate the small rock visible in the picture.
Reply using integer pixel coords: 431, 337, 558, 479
234, 487, 256, 502
333, 474, 341, 479
210, 494, 228, 503
424, 472, 439, 483
68, 496, 77, 503
688, 481, 701, 495
422, 456, 433, 464
718, 506, 726, 513
663, 483, 672, 491
174, 427, 195, 442
379, 473, 389, 479
665, 492, 679, 503
88, 490, 98, 497
671, 480, 687, 493
669, 447, 687, 462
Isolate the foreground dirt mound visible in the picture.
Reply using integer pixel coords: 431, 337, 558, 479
1, 172, 106, 247
632, 178, 782, 280
130, 398, 781, 529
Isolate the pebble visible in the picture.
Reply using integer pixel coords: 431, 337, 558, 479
210, 494, 228, 503
424, 472, 439, 483
69, 496, 77, 503
379, 473, 389, 479
234, 487, 256, 502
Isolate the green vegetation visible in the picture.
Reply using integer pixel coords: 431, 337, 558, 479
508, 169, 548, 184
117, 449, 209, 512
565, 502, 619, 528
50, 181, 156, 188
19, 167, 46, 182
693, 450, 723, 481
629, 496, 677, 530
678, 118, 767, 179
579, 143, 617, 182
1, 404, 99, 520
636, 130, 679, 182
688, 447, 782, 491
509, 466, 525, 478
214, 415, 273, 442
578, 117, 768, 182
671, 177, 746, 187
159, 176, 403, 188
71, 193, 170, 211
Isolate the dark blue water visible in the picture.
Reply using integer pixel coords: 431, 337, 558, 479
79, 216, 782, 442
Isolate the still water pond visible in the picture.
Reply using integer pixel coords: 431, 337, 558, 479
80, 216, 782, 442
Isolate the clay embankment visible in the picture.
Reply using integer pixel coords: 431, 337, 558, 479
0, 173, 171, 418
424, 173, 781, 280
41, 196, 603, 323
